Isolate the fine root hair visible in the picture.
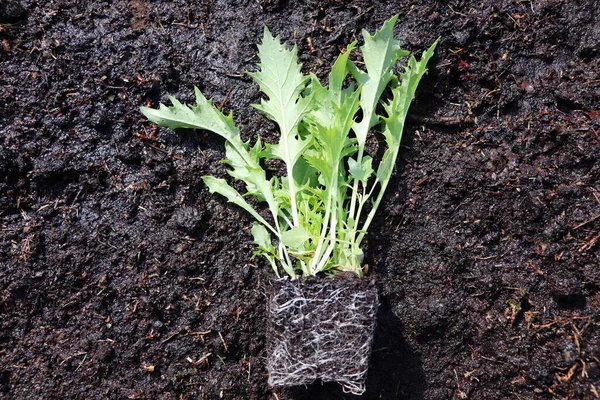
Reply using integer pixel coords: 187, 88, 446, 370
267, 277, 379, 395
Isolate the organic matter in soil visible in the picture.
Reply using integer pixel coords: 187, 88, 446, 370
1, 1, 599, 399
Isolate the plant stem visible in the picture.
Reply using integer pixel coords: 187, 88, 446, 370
356, 174, 391, 247
314, 162, 341, 273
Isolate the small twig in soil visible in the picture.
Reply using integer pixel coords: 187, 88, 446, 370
593, 191, 600, 205
141, 141, 184, 161
532, 315, 591, 330
218, 331, 229, 352
187, 329, 211, 336
153, 8, 166, 33
480, 355, 507, 364
160, 331, 180, 345
187, 353, 211, 367
555, 363, 578, 383
573, 213, 600, 230
454, 369, 468, 399
407, 114, 474, 127
579, 231, 600, 252
217, 88, 233, 110
224, 73, 245, 79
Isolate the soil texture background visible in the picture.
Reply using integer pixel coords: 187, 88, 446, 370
1, 0, 599, 399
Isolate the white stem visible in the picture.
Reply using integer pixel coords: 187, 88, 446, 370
309, 194, 333, 274
314, 165, 340, 273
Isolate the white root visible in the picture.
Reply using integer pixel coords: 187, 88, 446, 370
267, 278, 378, 395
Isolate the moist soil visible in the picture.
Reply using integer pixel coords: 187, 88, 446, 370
1, 1, 599, 399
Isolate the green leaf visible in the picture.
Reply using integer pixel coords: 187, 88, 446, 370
281, 225, 311, 248
141, 17, 439, 279
377, 37, 440, 184
293, 156, 318, 188
348, 156, 373, 182
251, 222, 273, 250
247, 27, 314, 164
247, 27, 312, 127
203, 176, 276, 235
328, 41, 358, 104
251, 223, 279, 276
141, 87, 240, 142
361, 16, 409, 85
358, 37, 439, 248
247, 27, 315, 226
376, 149, 393, 182
352, 15, 409, 145
142, 86, 285, 231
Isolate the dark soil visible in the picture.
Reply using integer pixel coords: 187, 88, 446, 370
1, 0, 599, 399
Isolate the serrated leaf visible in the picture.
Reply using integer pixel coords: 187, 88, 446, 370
352, 15, 409, 145
247, 27, 315, 227
141, 87, 240, 142
361, 16, 409, 84
247, 27, 311, 124
328, 41, 358, 104
247, 27, 314, 157
356, 37, 438, 253
382, 38, 439, 149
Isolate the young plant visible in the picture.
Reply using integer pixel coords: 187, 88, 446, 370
141, 16, 438, 279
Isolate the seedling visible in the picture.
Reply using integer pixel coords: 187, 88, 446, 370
142, 16, 438, 394
141, 16, 437, 279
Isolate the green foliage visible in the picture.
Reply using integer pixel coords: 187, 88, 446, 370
141, 16, 438, 279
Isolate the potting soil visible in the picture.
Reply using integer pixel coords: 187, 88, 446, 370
267, 277, 378, 395
1, 1, 599, 399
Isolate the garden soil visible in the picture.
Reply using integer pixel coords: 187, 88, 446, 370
1, 0, 599, 399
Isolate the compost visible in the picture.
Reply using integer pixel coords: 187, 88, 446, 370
1, 0, 599, 399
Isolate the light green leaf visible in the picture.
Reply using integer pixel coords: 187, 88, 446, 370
376, 37, 439, 185
247, 26, 315, 226
251, 222, 273, 250
352, 15, 409, 145
251, 223, 279, 277
376, 149, 393, 182
281, 225, 311, 248
361, 16, 409, 85
348, 156, 373, 182
141, 87, 239, 142
358, 37, 439, 248
328, 41, 358, 104
293, 157, 319, 188
203, 176, 276, 235
247, 27, 311, 126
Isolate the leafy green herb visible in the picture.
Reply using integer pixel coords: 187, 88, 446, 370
141, 16, 438, 279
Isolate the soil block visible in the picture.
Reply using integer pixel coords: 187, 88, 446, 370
267, 276, 379, 395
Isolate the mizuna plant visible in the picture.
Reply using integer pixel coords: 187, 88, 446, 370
141, 16, 437, 280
